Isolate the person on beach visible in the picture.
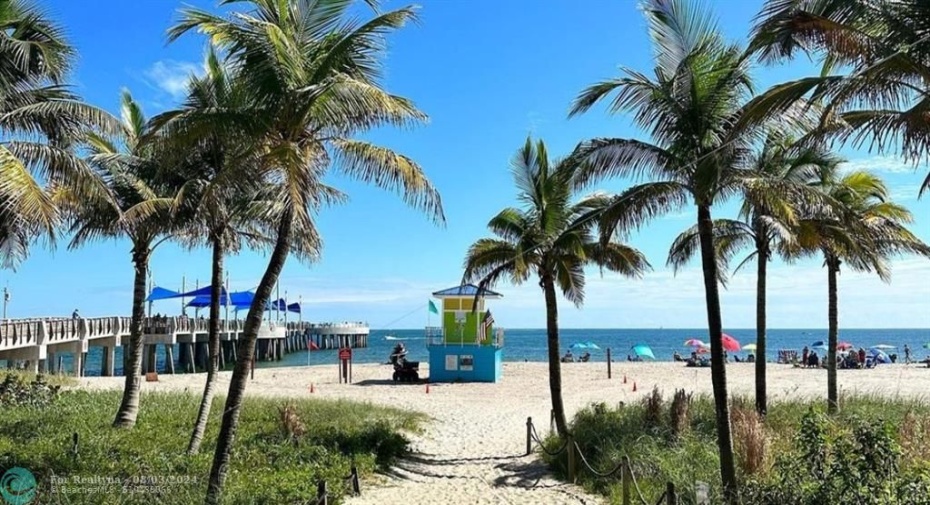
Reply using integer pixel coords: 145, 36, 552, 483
858, 348, 866, 369
802, 346, 809, 368
904, 344, 912, 364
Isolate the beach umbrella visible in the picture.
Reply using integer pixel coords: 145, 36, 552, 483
871, 344, 896, 350
583, 341, 601, 350
742, 344, 757, 351
810, 341, 828, 351
924, 343, 930, 349
836, 341, 854, 351
570, 342, 590, 351
684, 338, 707, 348
631, 344, 656, 360
869, 348, 890, 364
721, 334, 741, 352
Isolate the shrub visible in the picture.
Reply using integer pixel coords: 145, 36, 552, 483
0, 373, 60, 408
731, 405, 768, 476
642, 386, 663, 433
0, 390, 423, 504
669, 389, 692, 440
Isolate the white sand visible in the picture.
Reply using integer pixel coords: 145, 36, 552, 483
77, 361, 930, 504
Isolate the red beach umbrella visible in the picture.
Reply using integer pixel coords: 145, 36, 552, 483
837, 341, 854, 351
720, 334, 741, 352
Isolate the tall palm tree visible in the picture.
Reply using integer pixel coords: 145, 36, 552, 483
792, 169, 930, 413
149, 51, 282, 455
567, 0, 773, 500
0, 0, 113, 269
668, 134, 841, 416
168, 1, 444, 501
463, 138, 649, 437
68, 91, 181, 428
750, 0, 930, 196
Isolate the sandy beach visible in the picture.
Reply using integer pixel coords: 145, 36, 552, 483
78, 361, 930, 504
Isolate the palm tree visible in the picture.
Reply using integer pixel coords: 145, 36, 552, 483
68, 91, 181, 428
668, 134, 842, 416
567, 0, 767, 499
0, 0, 113, 269
168, 1, 444, 501
792, 169, 930, 413
463, 137, 649, 437
149, 51, 281, 455
750, 0, 930, 196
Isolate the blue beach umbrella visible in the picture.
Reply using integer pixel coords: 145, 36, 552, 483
570, 342, 590, 351
632, 344, 655, 360
810, 341, 828, 351
583, 341, 601, 350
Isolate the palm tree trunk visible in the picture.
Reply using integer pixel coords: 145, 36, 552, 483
187, 236, 224, 455
697, 205, 738, 503
206, 211, 293, 505
113, 245, 149, 428
826, 255, 839, 414
541, 271, 568, 437
754, 236, 768, 417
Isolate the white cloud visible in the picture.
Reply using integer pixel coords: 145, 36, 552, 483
890, 183, 923, 201
144, 60, 201, 100
838, 155, 925, 175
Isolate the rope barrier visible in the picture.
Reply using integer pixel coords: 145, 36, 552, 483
523, 416, 678, 505
529, 422, 568, 456
571, 440, 625, 478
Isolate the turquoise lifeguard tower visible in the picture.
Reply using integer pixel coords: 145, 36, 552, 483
427, 284, 504, 383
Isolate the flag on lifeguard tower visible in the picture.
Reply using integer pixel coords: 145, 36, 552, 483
428, 300, 439, 314
478, 309, 494, 342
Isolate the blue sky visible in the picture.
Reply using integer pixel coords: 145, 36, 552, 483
4, 0, 928, 329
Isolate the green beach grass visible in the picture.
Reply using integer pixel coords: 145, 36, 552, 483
0, 378, 425, 504
543, 391, 930, 505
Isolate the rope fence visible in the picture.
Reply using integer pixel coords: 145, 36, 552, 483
524, 416, 679, 505
312, 466, 361, 505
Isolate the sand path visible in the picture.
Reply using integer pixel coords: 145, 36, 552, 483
78, 361, 930, 504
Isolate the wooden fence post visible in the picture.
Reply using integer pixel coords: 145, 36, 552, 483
550, 409, 555, 433
350, 466, 360, 495
607, 347, 611, 379
526, 417, 533, 456
316, 480, 327, 505
666, 482, 676, 505
566, 433, 576, 484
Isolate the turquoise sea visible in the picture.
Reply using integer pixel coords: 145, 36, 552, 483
58, 327, 930, 376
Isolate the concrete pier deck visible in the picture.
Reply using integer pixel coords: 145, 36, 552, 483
0, 316, 369, 376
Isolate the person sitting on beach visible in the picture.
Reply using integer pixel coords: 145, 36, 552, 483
685, 352, 698, 367
808, 351, 819, 368
747, 353, 755, 363
580, 352, 591, 362
672, 351, 683, 362
562, 350, 574, 363
801, 346, 809, 368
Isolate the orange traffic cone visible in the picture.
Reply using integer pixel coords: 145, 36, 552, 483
425, 383, 430, 394
632, 382, 637, 392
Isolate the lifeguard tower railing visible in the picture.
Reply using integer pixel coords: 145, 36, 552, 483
426, 327, 504, 348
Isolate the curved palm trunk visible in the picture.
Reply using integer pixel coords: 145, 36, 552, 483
541, 272, 569, 437
826, 255, 839, 414
754, 235, 768, 416
206, 212, 293, 505
187, 236, 225, 454
697, 205, 738, 503
113, 245, 150, 428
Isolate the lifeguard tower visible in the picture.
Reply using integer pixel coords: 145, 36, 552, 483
427, 284, 504, 383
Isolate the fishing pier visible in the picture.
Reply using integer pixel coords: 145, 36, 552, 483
0, 316, 369, 376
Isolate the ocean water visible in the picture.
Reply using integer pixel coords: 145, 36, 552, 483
46, 327, 930, 376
